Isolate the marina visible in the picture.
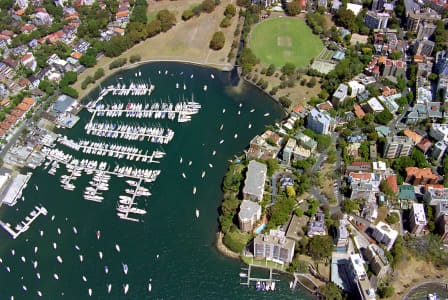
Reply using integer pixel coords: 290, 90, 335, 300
84, 122, 175, 144
240, 265, 280, 291
0, 205, 48, 239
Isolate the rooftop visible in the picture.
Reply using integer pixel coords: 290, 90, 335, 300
243, 160, 267, 200
412, 202, 427, 224
239, 200, 261, 221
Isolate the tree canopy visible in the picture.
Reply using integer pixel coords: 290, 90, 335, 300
210, 31, 225, 50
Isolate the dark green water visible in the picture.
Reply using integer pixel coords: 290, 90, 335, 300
0, 62, 311, 299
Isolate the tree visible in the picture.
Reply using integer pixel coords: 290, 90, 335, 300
336, 9, 355, 30
146, 19, 162, 37
295, 207, 303, 217
79, 55, 96, 67
238, 48, 259, 70
286, 186, 296, 198
60, 86, 78, 98
157, 9, 176, 32
236, 0, 251, 7
411, 148, 430, 168
93, 68, 105, 80
279, 96, 292, 108
200, 0, 215, 13
375, 108, 394, 125
385, 212, 400, 225
266, 64, 275, 76
309, 236, 334, 260
307, 77, 317, 88
182, 9, 194, 20
286, 0, 301, 16
130, 55, 141, 63
225, 4, 236, 17
210, 31, 225, 50
220, 17, 232, 28
59, 71, 77, 88
320, 283, 344, 300
343, 199, 359, 213
378, 286, 395, 298
281, 62, 296, 75
316, 134, 331, 152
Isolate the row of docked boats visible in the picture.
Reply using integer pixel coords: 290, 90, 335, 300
90, 100, 201, 122
256, 281, 276, 291
84, 122, 175, 144
84, 172, 111, 202
99, 82, 155, 97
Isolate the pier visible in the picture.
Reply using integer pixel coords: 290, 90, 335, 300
85, 124, 174, 144
118, 178, 143, 223
79, 145, 162, 162
240, 265, 280, 288
0, 205, 48, 239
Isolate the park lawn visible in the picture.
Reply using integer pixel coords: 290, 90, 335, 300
249, 17, 323, 68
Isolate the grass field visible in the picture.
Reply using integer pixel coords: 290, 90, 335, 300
249, 17, 323, 68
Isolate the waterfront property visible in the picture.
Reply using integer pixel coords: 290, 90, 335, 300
243, 160, 267, 202
249, 17, 323, 67
238, 200, 262, 232
253, 229, 295, 264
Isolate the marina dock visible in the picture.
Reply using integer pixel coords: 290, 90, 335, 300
118, 178, 143, 223
0, 205, 48, 239
240, 265, 280, 289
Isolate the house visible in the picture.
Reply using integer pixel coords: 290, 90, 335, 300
242, 160, 267, 202
372, 221, 398, 251
291, 105, 307, 118
307, 212, 326, 237
295, 132, 317, 151
351, 182, 377, 202
332, 83, 348, 107
3, 58, 18, 69
424, 186, 448, 206
378, 95, 399, 113
238, 200, 262, 232
353, 104, 366, 119
20, 24, 36, 34
253, 230, 295, 263
346, 162, 372, 175
383, 135, 413, 158
293, 145, 311, 160
364, 244, 390, 279
316, 101, 333, 112
1, 99, 10, 107
33, 10, 53, 26
417, 139, 432, 154
20, 53, 37, 71
279, 177, 294, 189
404, 129, 423, 144
307, 108, 334, 135
347, 3, 363, 15
365, 97, 384, 114
405, 167, 438, 186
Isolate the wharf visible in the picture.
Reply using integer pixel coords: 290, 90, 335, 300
240, 265, 280, 288
118, 178, 143, 223
86, 127, 173, 142
78, 146, 162, 163
0, 205, 48, 239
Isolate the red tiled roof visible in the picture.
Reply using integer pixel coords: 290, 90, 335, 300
417, 139, 432, 153
352, 162, 371, 167
20, 54, 33, 62
0, 98, 10, 106
293, 105, 305, 113
404, 129, 423, 144
16, 103, 30, 111
0, 121, 11, 130
425, 184, 445, 191
5, 115, 18, 124
349, 172, 372, 180
0, 129, 5, 137
71, 52, 82, 59
22, 97, 36, 105
354, 104, 365, 119
386, 174, 399, 194
18, 78, 30, 87
10, 109, 25, 117
406, 167, 438, 181
20, 24, 35, 32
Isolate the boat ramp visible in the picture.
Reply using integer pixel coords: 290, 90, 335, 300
0, 205, 47, 239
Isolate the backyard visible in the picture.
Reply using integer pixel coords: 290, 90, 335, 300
249, 17, 323, 68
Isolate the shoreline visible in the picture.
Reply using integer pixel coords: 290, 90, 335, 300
401, 280, 448, 299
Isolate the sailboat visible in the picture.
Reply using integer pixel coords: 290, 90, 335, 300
196, 209, 199, 218
73, 227, 77, 234
188, 161, 192, 166
201, 171, 205, 178
264, 113, 270, 117
220, 124, 223, 130
124, 284, 129, 295
148, 279, 152, 292
222, 108, 225, 113
11, 249, 14, 256
57, 256, 63, 264
88, 288, 92, 296
34, 246, 38, 253
123, 263, 128, 275
36, 272, 40, 279
33, 261, 37, 269
53, 273, 59, 280
250, 109, 255, 112
193, 187, 196, 195
57, 228, 61, 235
212, 150, 216, 156
37, 291, 42, 297
82, 275, 87, 282
182, 173, 186, 179
99, 251, 103, 260
107, 284, 112, 294
79, 255, 83, 262
248, 123, 252, 129
96, 230, 100, 240
105, 266, 109, 274
35, 185, 38, 191
21, 256, 25, 263
53, 242, 57, 249
115, 244, 120, 252
40, 230, 43, 237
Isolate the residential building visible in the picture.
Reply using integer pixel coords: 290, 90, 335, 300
406, 7, 440, 32
365, 97, 384, 114
364, 244, 390, 279
332, 83, 348, 107
398, 184, 416, 201
364, 11, 390, 29
417, 139, 432, 154
417, 22, 437, 40
430, 124, 448, 142
372, 221, 398, 251
433, 141, 448, 161
371, 0, 383, 10
435, 200, 448, 219
283, 138, 296, 164
20, 53, 37, 71
424, 186, 448, 205
307, 108, 333, 135
307, 213, 326, 237
349, 254, 368, 281
405, 167, 438, 186
295, 132, 317, 151
383, 135, 413, 158
292, 145, 311, 160
317, 0, 327, 7
291, 105, 307, 119
377, 95, 399, 113
437, 214, 448, 241
348, 81, 365, 98
242, 160, 267, 202
404, 129, 423, 144
253, 230, 295, 263
238, 200, 262, 232
410, 203, 427, 234
414, 39, 435, 56
347, 3, 363, 15
335, 219, 349, 251
382, 59, 406, 77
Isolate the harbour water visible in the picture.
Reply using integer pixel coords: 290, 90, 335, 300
0, 62, 311, 299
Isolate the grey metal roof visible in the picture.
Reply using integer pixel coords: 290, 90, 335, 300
239, 200, 261, 220
243, 160, 267, 199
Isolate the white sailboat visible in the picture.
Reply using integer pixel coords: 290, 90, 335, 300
193, 187, 196, 195
196, 209, 199, 218
148, 279, 152, 292
212, 150, 216, 156
222, 108, 225, 113
37, 291, 42, 297
124, 284, 129, 295
34, 246, 38, 253
264, 113, 270, 117
79, 255, 83, 262
250, 109, 255, 112
57, 228, 61, 235
188, 161, 192, 166
11, 249, 14, 256
57, 256, 63, 264
107, 284, 112, 294
219, 140, 224, 144
220, 124, 223, 130
115, 244, 120, 252
82, 275, 87, 282
123, 263, 128, 274
53, 273, 59, 280
208, 163, 213, 168
99, 251, 103, 260
40, 230, 43, 237
33, 261, 37, 269
182, 173, 186, 179
73, 227, 77, 234
36, 273, 40, 279
201, 171, 205, 178
88, 288, 92, 296
21, 256, 25, 263
248, 123, 252, 129
234, 134, 238, 139
179, 157, 183, 163
210, 74, 214, 79
53, 242, 57, 250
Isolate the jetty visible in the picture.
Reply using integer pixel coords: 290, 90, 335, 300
0, 206, 48, 239
84, 122, 175, 144
240, 265, 280, 289
117, 178, 144, 222
58, 136, 165, 163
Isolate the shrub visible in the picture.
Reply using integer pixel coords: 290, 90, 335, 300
129, 55, 141, 63
210, 31, 225, 50
220, 17, 232, 28
109, 58, 127, 70
93, 68, 105, 81
182, 9, 194, 20
279, 96, 292, 108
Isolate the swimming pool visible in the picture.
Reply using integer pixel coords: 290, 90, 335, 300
254, 224, 266, 234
